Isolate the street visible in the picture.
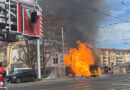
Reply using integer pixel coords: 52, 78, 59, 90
0, 0, 130, 90
8, 74, 130, 90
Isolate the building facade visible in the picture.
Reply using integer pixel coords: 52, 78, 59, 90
0, 39, 27, 73
100, 49, 130, 67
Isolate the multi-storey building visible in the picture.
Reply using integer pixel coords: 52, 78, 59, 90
100, 49, 130, 67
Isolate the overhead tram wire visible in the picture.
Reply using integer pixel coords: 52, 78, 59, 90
84, 6, 130, 23
44, 3, 130, 25
92, 24, 127, 32
83, 6, 130, 29
122, 0, 129, 7
100, 21, 130, 28
113, 0, 123, 5
43, 2, 130, 23
111, 0, 129, 7
44, 3, 130, 32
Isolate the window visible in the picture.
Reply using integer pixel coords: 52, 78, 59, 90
54, 58, 58, 64
116, 51, 120, 54
103, 57, 106, 59
22, 70, 28, 74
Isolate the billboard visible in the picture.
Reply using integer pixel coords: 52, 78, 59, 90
17, 4, 22, 33
0, 0, 42, 39
12, 48, 25, 64
23, 9, 40, 38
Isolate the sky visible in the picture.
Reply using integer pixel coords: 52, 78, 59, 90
39, 0, 130, 49
96, 0, 130, 49
0, 0, 129, 49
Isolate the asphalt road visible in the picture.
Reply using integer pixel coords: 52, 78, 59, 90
8, 74, 130, 90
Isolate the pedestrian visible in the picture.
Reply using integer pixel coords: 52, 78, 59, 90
2, 64, 7, 88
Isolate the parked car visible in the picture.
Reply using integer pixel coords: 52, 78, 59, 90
7, 69, 37, 83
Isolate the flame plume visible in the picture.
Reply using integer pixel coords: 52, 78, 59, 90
64, 41, 102, 77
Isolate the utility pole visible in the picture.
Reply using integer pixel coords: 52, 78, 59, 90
62, 27, 65, 75
37, 39, 41, 80
98, 42, 101, 67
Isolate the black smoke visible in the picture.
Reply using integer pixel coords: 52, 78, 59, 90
39, 0, 108, 47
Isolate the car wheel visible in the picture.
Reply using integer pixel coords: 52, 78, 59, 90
32, 77, 36, 82
16, 78, 21, 83
8, 81, 11, 84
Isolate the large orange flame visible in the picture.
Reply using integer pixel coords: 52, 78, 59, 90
64, 41, 101, 77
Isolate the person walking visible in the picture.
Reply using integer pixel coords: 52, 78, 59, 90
2, 64, 7, 88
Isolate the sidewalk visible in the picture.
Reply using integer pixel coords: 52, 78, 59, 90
41, 76, 74, 82
7, 74, 110, 87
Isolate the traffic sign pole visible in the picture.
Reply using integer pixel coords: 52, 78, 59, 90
37, 39, 41, 80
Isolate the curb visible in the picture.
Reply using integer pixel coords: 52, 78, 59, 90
7, 77, 73, 87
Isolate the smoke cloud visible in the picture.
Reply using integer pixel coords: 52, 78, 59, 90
39, 0, 108, 47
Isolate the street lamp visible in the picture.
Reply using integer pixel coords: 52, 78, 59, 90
61, 27, 65, 76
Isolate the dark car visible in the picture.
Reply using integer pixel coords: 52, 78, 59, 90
7, 69, 37, 83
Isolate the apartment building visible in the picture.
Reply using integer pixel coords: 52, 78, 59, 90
100, 49, 130, 67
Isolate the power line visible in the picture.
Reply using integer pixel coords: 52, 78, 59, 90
100, 21, 130, 28
43, 2, 130, 23
112, 0, 122, 4
122, 0, 129, 7
42, 3, 130, 32
85, 6, 130, 22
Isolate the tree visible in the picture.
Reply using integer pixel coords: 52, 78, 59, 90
19, 40, 37, 69
41, 14, 64, 75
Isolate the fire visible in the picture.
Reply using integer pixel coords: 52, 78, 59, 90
64, 41, 102, 77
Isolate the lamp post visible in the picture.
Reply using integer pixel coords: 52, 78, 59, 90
62, 27, 65, 75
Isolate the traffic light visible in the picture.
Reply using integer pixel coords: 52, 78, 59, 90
0, 0, 43, 42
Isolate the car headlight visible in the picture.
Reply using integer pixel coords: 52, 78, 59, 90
12, 76, 16, 79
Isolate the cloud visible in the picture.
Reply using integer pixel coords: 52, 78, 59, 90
98, 22, 130, 49
105, 0, 130, 16
110, 8, 127, 16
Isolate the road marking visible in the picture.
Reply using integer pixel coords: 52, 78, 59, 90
122, 88, 130, 90
109, 89, 115, 90
9, 84, 32, 88
71, 83, 89, 87
74, 85, 90, 88
113, 84, 130, 86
